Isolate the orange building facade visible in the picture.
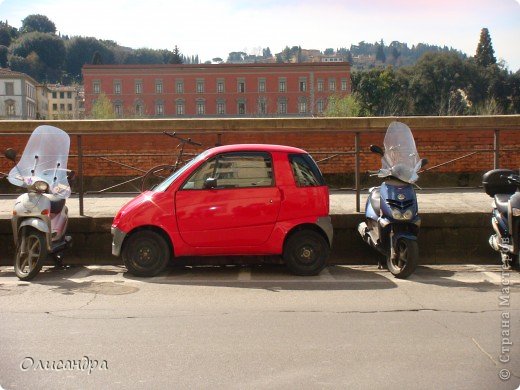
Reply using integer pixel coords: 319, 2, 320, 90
82, 62, 351, 118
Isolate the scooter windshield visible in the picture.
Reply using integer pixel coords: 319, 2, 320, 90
379, 121, 420, 183
8, 125, 71, 198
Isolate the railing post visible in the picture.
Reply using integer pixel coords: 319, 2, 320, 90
77, 134, 84, 216
494, 129, 500, 169
355, 132, 361, 213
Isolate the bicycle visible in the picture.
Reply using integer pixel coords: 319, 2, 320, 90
141, 131, 202, 192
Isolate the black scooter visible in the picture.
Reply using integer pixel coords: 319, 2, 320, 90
482, 169, 520, 269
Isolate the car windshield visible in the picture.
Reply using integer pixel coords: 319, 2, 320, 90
151, 150, 210, 192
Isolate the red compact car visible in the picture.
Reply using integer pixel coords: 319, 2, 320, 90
111, 144, 333, 276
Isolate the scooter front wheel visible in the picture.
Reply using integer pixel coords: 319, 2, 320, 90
14, 227, 47, 281
387, 238, 418, 279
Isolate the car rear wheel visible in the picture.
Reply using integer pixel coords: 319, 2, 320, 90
122, 230, 170, 277
283, 230, 329, 276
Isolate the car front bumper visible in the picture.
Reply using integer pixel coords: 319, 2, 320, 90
111, 226, 127, 257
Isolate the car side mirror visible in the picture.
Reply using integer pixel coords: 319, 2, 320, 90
203, 177, 217, 189
420, 158, 428, 168
369, 145, 384, 156
4, 148, 17, 162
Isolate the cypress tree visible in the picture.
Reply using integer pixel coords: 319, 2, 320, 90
475, 28, 496, 67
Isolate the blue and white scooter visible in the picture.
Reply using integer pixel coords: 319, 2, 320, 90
358, 121, 428, 278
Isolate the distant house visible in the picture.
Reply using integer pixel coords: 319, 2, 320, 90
47, 84, 85, 119
82, 62, 351, 118
0, 68, 49, 119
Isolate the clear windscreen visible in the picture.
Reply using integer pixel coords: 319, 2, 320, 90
8, 125, 71, 198
379, 121, 421, 183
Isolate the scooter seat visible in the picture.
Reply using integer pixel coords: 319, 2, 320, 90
494, 194, 511, 215
50, 198, 66, 214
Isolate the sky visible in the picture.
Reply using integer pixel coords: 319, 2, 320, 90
1, 0, 519, 71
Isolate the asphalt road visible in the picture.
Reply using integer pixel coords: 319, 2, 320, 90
0, 264, 519, 390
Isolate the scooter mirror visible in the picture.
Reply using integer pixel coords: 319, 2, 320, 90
67, 170, 76, 181
4, 148, 17, 162
369, 145, 384, 156
421, 158, 428, 168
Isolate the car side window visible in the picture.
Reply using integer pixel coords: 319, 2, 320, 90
182, 152, 274, 190
289, 153, 326, 187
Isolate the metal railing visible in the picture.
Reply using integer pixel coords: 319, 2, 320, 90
1, 116, 519, 215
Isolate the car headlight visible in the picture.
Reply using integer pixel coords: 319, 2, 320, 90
33, 181, 49, 193
513, 208, 520, 217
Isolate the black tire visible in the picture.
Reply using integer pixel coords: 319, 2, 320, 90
141, 165, 176, 192
387, 238, 418, 279
283, 230, 330, 276
14, 227, 47, 281
122, 230, 170, 277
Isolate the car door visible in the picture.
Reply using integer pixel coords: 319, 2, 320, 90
175, 151, 281, 248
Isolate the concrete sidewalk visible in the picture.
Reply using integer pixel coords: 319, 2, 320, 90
0, 189, 498, 265
0, 188, 493, 218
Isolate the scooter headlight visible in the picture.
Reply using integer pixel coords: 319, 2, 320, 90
391, 209, 403, 220
513, 208, 520, 217
33, 181, 49, 193
403, 209, 414, 220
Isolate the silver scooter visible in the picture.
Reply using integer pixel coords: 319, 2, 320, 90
5, 125, 73, 280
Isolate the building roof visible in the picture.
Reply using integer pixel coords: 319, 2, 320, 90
0, 68, 39, 85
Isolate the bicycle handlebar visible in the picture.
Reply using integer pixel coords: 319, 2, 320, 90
163, 131, 203, 147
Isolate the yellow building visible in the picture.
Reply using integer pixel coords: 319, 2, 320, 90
47, 84, 84, 119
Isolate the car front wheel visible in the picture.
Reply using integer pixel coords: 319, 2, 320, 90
122, 230, 170, 277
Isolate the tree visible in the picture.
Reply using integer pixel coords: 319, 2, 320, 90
212, 57, 223, 64
170, 45, 183, 64
64, 37, 115, 79
475, 28, 496, 67
90, 92, 116, 119
376, 40, 386, 63
0, 45, 8, 68
92, 51, 103, 64
20, 14, 56, 34
324, 48, 334, 55
262, 47, 272, 58
323, 94, 361, 117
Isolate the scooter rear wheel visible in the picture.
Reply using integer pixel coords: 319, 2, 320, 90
14, 227, 47, 281
387, 238, 418, 279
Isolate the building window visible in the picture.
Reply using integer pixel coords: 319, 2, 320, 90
341, 78, 348, 91
67, 91, 72, 99
299, 100, 307, 114
176, 81, 184, 94
176, 100, 185, 115
60, 104, 65, 111
6, 100, 15, 116
317, 80, 324, 92
278, 100, 287, 114
317, 99, 324, 114
238, 79, 245, 93
60, 92, 65, 99
238, 102, 246, 115
93, 81, 100, 94
52, 91, 57, 99
135, 102, 144, 116
114, 82, 121, 94
156, 80, 163, 94
196, 80, 205, 93
155, 101, 164, 116
299, 80, 307, 92
196, 100, 205, 115
114, 103, 122, 117
135, 80, 142, 94
329, 79, 336, 92
5, 82, 14, 95
68, 103, 73, 111
279, 79, 286, 93
217, 80, 225, 93
217, 101, 226, 115
258, 79, 266, 93
258, 99, 267, 115
52, 103, 57, 110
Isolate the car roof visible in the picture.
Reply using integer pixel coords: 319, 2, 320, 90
206, 144, 307, 155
